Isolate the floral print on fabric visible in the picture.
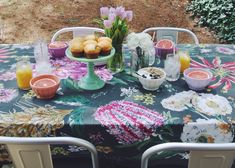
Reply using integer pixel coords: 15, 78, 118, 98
0, 102, 72, 136
191, 56, 235, 93
181, 119, 233, 143
161, 91, 232, 116
133, 93, 156, 105
0, 46, 15, 63
161, 91, 197, 111
215, 47, 235, 55
120, 87, 138, 97
94, 101, 164, 144
191, 93, 232, 116
0, 72, 15, 81
0, 88, 18, 103
50, 57, 113, 81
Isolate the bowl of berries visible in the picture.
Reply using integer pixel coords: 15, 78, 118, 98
137, 67, 166, 91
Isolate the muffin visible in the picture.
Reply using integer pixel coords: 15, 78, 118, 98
83, 40, 98, 46
98, 37, 112, 43
71, 36, 84, 43
84, 44, 101, 59
70, 42, 84, 57
97, 40, 112, 55
84, 35, 97, 41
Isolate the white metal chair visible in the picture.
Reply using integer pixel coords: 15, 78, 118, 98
51, 27, 106, 65
51, 27, 105, 42
0, 136, 99, 168
142, 27, 199, 45
141, 142, 235, 168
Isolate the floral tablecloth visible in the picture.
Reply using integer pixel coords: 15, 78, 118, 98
0, 44, 235, 167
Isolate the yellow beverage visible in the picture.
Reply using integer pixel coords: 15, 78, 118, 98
16, 60, 33, 90
179, 52, 190, 73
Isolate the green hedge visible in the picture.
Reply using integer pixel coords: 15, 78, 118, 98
187, 0, 235, 43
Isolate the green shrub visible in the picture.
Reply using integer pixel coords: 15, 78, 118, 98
187, 0, 235, 43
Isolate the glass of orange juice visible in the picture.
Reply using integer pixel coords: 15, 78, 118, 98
178, 51, 190, 73
16, 56, 33, 90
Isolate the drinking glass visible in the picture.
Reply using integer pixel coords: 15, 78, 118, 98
164, 53, 181, 81
130, 46, 155, 77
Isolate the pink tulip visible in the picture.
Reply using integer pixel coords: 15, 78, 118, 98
109, 7, 116, 14
120, 12, 127, 20
100, 7, 109, 18
108, 13, 116, 22
103, 20, 113, 28
126, 10, 133, 21
115, 6, 125, 18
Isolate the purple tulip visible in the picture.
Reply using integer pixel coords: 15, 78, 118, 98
115, 6, 125, 18
103, 20, 113, 28
126, 10, 133, 22
120, 12, 127, 20
100, 7, 109, 18
108, 13, 116, 22
109, 7, 116, 14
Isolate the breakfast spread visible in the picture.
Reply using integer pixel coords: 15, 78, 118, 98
69, 35, 112, 59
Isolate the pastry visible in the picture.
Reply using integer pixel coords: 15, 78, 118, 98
84, 44, 101, 59
84, 35, 97, 41
83, 40, 98, 46
70, 42, 84, 57
97, 40, 112, 55
71, 36, 84, 43
98, 37, 112, 43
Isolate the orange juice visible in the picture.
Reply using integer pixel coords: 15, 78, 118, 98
16, 58, 33, 90
179, 52, 190, 73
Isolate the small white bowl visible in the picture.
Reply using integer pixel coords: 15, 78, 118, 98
183, 68, 213, 90
137, 67, 166, 91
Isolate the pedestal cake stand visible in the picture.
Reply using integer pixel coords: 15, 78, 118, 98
66, 48, 115, 90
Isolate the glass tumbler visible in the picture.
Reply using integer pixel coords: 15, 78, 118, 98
16, 57, 33, 90
164, 53, 181, 81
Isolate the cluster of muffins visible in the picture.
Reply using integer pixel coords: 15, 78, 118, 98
69, 35, 112, 59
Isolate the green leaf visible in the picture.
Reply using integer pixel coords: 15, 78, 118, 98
107, 77, 128, 85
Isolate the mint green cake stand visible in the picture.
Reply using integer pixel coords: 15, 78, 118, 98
66, 48, 115, 90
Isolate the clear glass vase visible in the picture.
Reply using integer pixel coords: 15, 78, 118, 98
108, 43, 124, 73
130, 46, 155, 76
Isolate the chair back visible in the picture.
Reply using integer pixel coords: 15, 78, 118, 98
141, 142, 235, 168
142, 27, 199, 45
0, 136, 99, 168
51, 27, 105, 42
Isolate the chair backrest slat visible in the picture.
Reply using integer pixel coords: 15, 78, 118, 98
51, 27, 105, 42
0, 136, 99, 168
7, 144, 53, 168
143, 27, 199, 45
141, 142, 235, 168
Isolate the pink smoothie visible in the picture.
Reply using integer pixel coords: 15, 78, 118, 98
33, 78, 57, 88
187, 70, 210, 80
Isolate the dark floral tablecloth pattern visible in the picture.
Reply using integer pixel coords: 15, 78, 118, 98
0, 44, 235, 167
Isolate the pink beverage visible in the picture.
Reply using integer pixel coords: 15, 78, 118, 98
187, 70, 210, 79
33, 78, 57, 88
48, 41, 67, 49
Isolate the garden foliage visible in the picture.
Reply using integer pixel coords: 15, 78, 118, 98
187, 0, 235, 43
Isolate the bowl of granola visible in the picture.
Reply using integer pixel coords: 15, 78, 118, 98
137, 67, 166, 91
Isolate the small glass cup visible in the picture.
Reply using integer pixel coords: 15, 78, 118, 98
16, 57, 33, 90
178, 51, 190, 73
164, 53, 181, 81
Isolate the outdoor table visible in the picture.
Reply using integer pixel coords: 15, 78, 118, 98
0, 44, 235, 168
